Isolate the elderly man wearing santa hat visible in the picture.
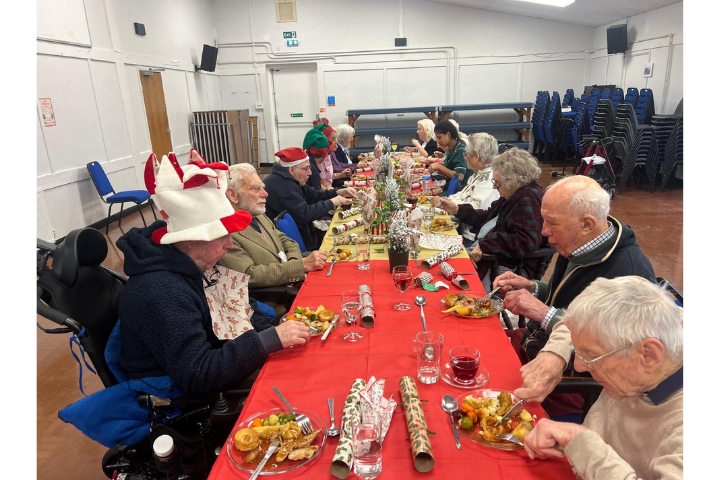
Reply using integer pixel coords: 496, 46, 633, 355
116, 150, 310, 396
264, 146, 356, 251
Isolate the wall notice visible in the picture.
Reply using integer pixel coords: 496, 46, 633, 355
39, 98, 56, 126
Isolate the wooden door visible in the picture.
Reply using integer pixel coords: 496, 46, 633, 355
139, 71, 173, 159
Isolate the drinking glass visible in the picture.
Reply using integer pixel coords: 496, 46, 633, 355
352, 410, 382, 479
392, 265, 413, 311
391, 142, 398, 152
415, 332, 444, 384
422, 210, 434, 233
357, 239, 371, 270
449, 346, 481, 385
342, 290, 363, 342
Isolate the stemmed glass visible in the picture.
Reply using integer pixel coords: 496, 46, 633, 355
342, 289, 363, 342
392, 265, 413, 311
391, 142, 398, 152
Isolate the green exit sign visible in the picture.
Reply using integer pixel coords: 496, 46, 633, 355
290, 113, 303, 118
283, 31, 296, 39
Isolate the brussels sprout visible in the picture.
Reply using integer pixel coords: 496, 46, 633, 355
460, 416, 474, 430
268, 414, 279, 426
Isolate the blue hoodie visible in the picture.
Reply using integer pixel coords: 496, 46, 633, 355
117, 220, 281, 395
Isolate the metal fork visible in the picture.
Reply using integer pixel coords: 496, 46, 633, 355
496, 433, 524, 447
272, 386, 313, 435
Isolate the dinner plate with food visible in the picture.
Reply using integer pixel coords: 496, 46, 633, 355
227, 407, 327, 474
440, 292, 503, 319
280, 306, 338, 336
429, 218, 453, 232
455, 390, 538, 451
326, 247, 357, 262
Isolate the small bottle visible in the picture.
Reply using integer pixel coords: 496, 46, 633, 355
421, 173, 431, 192
153, 435, 183, 479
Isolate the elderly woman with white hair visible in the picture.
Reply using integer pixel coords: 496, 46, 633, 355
438, 147, 546, 291
523, 276, 683, 480
335, 123, 369, 168
405, 118, 442, 158
435, 132, 500, 243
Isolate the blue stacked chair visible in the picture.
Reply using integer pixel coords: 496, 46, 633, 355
562, 89, 575, 107
543, 92, 562, 161
600, 88, 611, 100
610, 88, 624, 111
638, 89, 655, 121
532, 91, 550, 156
625, 88, 639, 108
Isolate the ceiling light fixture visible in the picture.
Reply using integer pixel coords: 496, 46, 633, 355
514, 0, 575, 7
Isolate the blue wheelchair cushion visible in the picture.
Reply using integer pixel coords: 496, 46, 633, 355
58, 375, 183, 448
105, 320, 128, 384
255, 300, 276, 320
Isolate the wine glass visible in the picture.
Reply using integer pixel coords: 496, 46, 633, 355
391, 142, 398, 152
342, 290, 363, 342
392, 265, 413, 311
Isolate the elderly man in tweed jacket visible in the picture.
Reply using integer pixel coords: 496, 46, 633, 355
220, 163, 327, 288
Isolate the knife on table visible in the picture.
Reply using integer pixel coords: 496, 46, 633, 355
321, 315, 340, 341
248, 438, 281, 480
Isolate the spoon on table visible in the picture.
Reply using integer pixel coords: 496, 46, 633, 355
410, 250, 420, 267
414, 295, 434, 362
326, 398, 340, 437
441, 394, 462, 449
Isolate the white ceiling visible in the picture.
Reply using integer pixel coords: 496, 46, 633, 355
428, 0, 682, 27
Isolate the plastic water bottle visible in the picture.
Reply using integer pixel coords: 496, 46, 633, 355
421, 173, 431, 192
153, 435, 183, 479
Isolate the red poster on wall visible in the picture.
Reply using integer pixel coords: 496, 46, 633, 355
39, 98, 56, 127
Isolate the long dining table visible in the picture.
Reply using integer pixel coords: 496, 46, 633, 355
208, 204, 576, 479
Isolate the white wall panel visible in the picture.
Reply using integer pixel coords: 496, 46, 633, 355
219, 75, 257, 111
38, 0, 91, 45
89, 60, 132, 161
323, 69, 385, 127
161, 70, 193, 149
84, 0, 113, 50
37, 113, 51, 177
458, 63, 521, 104
186, 72, 209, 112
37, 55, 106, 172
124, 65, 151, 153
665, 45, 683, 115
386, 67, 446, 108
205, 75, 224, 110
521, 60, 586, 101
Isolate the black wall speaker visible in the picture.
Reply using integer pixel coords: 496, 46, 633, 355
607, 24, 628, 55
200, 44, 219, 72
134, 23, 146, 36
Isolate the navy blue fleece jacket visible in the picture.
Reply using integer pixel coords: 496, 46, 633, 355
117, 221, 282, 395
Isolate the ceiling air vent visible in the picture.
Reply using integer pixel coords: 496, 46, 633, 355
276, 0, 297, 23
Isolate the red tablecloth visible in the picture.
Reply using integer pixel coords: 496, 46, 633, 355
208, 257, 575, 479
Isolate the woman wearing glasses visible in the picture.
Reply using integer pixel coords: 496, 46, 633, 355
437, 147, 546, 291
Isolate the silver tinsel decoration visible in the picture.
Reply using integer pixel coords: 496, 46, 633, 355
385, 178, 401, 212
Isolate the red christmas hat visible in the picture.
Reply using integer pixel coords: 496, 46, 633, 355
274, 147, 309, 167
143, 149, 251, 244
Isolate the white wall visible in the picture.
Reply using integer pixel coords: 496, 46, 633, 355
589, 2, 683, 114
37, 0, 684, 239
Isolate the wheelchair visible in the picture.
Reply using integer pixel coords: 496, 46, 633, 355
37, 227, 248, 479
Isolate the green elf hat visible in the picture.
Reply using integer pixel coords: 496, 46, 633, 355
302, 127, 331, 156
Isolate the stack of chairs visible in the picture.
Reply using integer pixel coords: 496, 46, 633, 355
532, 91, 550, 156
600, 88, 612, 100
635, 88, 655, 125
542, 92, 563, 161
614, 103, 661, 193
652, 99, 683, 190
610, 88, 624, 111
625, 88, 639, 107
562, 89, 575, 107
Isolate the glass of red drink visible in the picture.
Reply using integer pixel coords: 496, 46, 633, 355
449, 346, 480, 385
392, 265, 413, 311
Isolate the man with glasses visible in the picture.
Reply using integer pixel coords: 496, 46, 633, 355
494, 175, 655, 419
523, 276, 683, 480
264, 147, 356, 250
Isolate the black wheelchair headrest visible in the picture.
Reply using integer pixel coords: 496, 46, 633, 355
53, 228, 108, 287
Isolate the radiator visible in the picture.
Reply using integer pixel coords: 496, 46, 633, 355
37, 188, 55, 242
190, 109, 257, 167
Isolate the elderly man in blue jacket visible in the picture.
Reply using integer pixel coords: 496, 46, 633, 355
264, 147, 356, 250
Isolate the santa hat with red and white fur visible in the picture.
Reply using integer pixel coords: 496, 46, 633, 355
144, 149, 251, 244
274, 147, 310, 167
